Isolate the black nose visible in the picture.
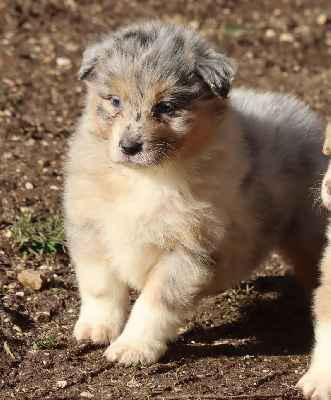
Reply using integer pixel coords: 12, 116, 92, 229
119, 140, 142, 156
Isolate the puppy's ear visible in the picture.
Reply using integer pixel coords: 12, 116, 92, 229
195, 49, 236, 99
79, 37, 113, 81
323, 123, 331, 155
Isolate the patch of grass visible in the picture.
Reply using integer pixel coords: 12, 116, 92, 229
229, 283, 255, 299
10, 212, 66, 259
220, 23, 247, 37
33, 333, 58, 350
127, 374, 139, 388
175, 367, 183, 382
0, 91, 8, 102
146, 381, 165, 392
4, 341, 14, 359
125, 361, 147, 370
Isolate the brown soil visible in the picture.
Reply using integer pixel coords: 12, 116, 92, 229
1, 0, 330, 399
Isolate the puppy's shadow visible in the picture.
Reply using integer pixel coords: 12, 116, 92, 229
166, 274, 313, 362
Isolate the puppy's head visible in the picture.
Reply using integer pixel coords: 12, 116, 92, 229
80, 21, 235, 167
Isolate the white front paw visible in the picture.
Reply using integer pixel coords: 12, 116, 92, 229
74, 320, 119, 344
104, 339, 167, 365
297, 371, 331, 399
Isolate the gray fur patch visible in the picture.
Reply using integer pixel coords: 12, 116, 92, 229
79, 21, 236, 102
160, 249, 214, 310
96, 103, 112, 120
255, 192, 283, 238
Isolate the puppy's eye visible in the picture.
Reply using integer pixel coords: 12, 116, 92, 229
153, 102, 175, 119
111, 96, 122, 108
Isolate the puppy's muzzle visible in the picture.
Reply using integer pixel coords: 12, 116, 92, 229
119, 140, 142, 156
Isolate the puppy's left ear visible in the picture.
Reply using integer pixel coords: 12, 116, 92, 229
79, 36, 113, 81
195, 49, 236, 99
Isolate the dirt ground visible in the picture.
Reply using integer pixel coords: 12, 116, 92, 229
0, 0, 330, 399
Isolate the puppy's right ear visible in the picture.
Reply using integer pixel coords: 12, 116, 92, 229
195, 48, 236, 99
323, 123, 331, 155
79, 37, 113, 81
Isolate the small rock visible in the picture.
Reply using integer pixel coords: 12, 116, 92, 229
25, 138, 35, 147
50, 185, 60, 191
13, 325, 22, 333
3, 229, 12, 238
279, 32, 294, 43
17, 269, 47, 291
25, 182, 33, 190
56, 380, 68, 388
67, 43, 79, 52
80, 392, 94, 398
188, 20, 199, 29
20, 206, 32, 213
3, 152, 12, 159
56, 57, 72, 67
316, 14, 327, 26
265, 29, 276, 38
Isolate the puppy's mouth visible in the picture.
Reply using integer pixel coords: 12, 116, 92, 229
117, 150, 154, 167
112, 140, 177, 168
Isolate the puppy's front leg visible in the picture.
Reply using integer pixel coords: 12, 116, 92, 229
297, 242, 331, 399
73, 249, 130, 345
105, 250, 211, 365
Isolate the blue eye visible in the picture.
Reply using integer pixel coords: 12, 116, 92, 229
111, 96, 122, 108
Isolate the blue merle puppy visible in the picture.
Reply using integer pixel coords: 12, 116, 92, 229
63, 21, 327, 366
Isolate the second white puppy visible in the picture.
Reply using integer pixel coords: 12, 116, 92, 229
297, 123, 331, 400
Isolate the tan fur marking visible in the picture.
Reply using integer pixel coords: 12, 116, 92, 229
178, 100, 223, 159
141, 270, 162, 307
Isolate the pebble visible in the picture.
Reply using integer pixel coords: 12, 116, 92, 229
17, 269, 47, 291
25, 182, 33, 190
265, 29, 276, 38
80, 392, 94, 398
20, 206, 32, 213
188, 20, 199, 29
3, 230, 12, 238
56, 57, 72, 67
50, 185, 60, 191
279, 32, 295, 43
56, 380, 68, 388
13, 325, 22, 333
316, 14, 327, 26
25, 138, 36, 147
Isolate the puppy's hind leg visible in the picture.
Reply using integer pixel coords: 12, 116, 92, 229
297, 242, 331, 399
280, 221, 326, 300
72, 246, 130, 345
